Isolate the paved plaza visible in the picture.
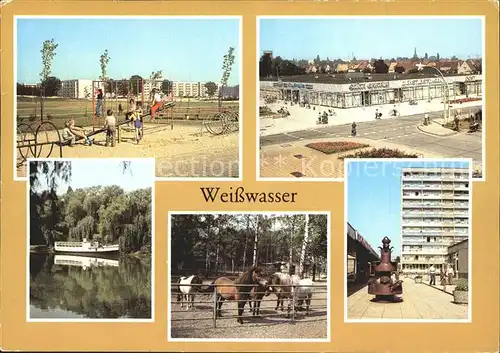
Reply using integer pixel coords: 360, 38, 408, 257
260, 111, 482, 178
347, 278, 468, 320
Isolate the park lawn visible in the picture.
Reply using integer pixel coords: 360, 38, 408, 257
17, 97, 239, 129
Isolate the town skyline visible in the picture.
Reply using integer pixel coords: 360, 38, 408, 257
260, 17, 483, 61
16, 17, 240, 86
260, 50, 482, 63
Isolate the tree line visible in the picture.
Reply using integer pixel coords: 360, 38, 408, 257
171, 214, 328, 279
29, 161, 151, 254
259, 52, 470, 78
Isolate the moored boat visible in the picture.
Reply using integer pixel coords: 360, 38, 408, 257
54, 238, 119, 254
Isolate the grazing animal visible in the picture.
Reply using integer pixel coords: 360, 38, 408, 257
293, 277, 314, 315
205, 266, 268, 324
176, 275, 203, 310
268, 272, 295, 314
248, 281, 271, 316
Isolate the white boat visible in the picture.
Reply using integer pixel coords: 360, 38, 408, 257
54, 254, 119, 268
54, 238, 119, 254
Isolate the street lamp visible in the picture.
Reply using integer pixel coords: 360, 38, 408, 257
416, 63, 450, 124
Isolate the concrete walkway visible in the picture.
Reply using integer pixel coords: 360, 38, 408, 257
261, 96, 482, 136
347, 278, 468, 320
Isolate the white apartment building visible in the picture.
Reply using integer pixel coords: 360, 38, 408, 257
142, 80, 162, 98
172, 81, 220, 98
58, 79, 94, 99
400, 167, 470, 275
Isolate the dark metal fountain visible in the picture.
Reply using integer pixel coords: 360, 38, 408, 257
368, 236, 403, 302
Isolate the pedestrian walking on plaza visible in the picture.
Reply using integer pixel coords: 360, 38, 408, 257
351, 122, 357, 137
428, 264, 436, 285
440, 267, 447, 289
375, 109, 381, 120
446, 264, 455, 285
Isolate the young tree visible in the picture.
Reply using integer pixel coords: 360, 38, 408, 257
39, 39, 58, 121
219, 46, 235, 108
99, 49, 111, 81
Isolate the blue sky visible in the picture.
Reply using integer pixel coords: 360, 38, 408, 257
260, 17, 483, 60
33, 159, 154, 194
347, 160, 470, 257
17, 17, 240, 85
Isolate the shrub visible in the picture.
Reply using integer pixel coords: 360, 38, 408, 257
454, 279, 468, 291
306, 141, 370, 154
338, 147, 420, 159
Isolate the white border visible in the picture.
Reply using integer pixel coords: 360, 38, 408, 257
255, 16, 486, 183
167, 211, 331, 342
13, 15, 243, 182
26, 157, 156, 323
343, 157, 472, 323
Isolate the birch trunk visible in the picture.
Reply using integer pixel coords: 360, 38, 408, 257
288, 217, 295, 274
299, 214, 310, 278
242, 216, 249, 271
252, 216, 259, 266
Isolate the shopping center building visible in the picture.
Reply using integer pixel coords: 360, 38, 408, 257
260, 73, 482, 108
399, 167, 470, 275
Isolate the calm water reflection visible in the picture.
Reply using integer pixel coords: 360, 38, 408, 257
30, 253, 152, 319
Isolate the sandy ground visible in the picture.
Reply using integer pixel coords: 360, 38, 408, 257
169, 281, 328, 339
16, 122, 239, 178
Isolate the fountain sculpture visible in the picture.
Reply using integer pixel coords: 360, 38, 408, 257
368, 236, 403, 302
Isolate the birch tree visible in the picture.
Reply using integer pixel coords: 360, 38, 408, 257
298, 214, 310, 278
252, 215, 259, 266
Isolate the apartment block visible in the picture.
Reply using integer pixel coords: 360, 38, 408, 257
172, 81, 220, 98
58, 79, 94, 99
400, 167, 470, 275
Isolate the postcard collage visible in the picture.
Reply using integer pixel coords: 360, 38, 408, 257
0, 0, 499, 352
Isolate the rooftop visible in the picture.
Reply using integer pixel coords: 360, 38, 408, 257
261, 72, 476, 85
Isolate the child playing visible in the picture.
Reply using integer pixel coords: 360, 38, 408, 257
104, 109, 117, 147
150, 88, 163, 121
62, 119, 91, 146
134, 102, 144, 143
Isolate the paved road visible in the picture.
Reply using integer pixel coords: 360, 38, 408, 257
261, 112, 482, 165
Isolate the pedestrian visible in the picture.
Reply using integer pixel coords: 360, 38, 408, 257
440, 267, 447, 289
351, 122, 357, 137
424, 113, 430, 125
446, 264, 455, 285
104, 109, 117, 147
428, 264, 436, 286
375, 109, 380, 120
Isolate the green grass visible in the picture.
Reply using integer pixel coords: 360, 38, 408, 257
17, 97, 239, 129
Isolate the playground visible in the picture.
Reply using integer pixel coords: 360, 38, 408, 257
16, 89, 240, 178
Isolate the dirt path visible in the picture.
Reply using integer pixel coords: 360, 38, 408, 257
170, 281, 328, 340
16, 123, 239, 178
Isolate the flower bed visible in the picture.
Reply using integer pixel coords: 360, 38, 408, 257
305, 141, 369, 155
449, 97, 482, 104
338, 147, 420, 159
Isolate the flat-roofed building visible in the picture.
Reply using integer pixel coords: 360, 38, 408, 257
400, 167, 470, 275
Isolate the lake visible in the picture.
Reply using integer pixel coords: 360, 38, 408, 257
29, 253, 152, 320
